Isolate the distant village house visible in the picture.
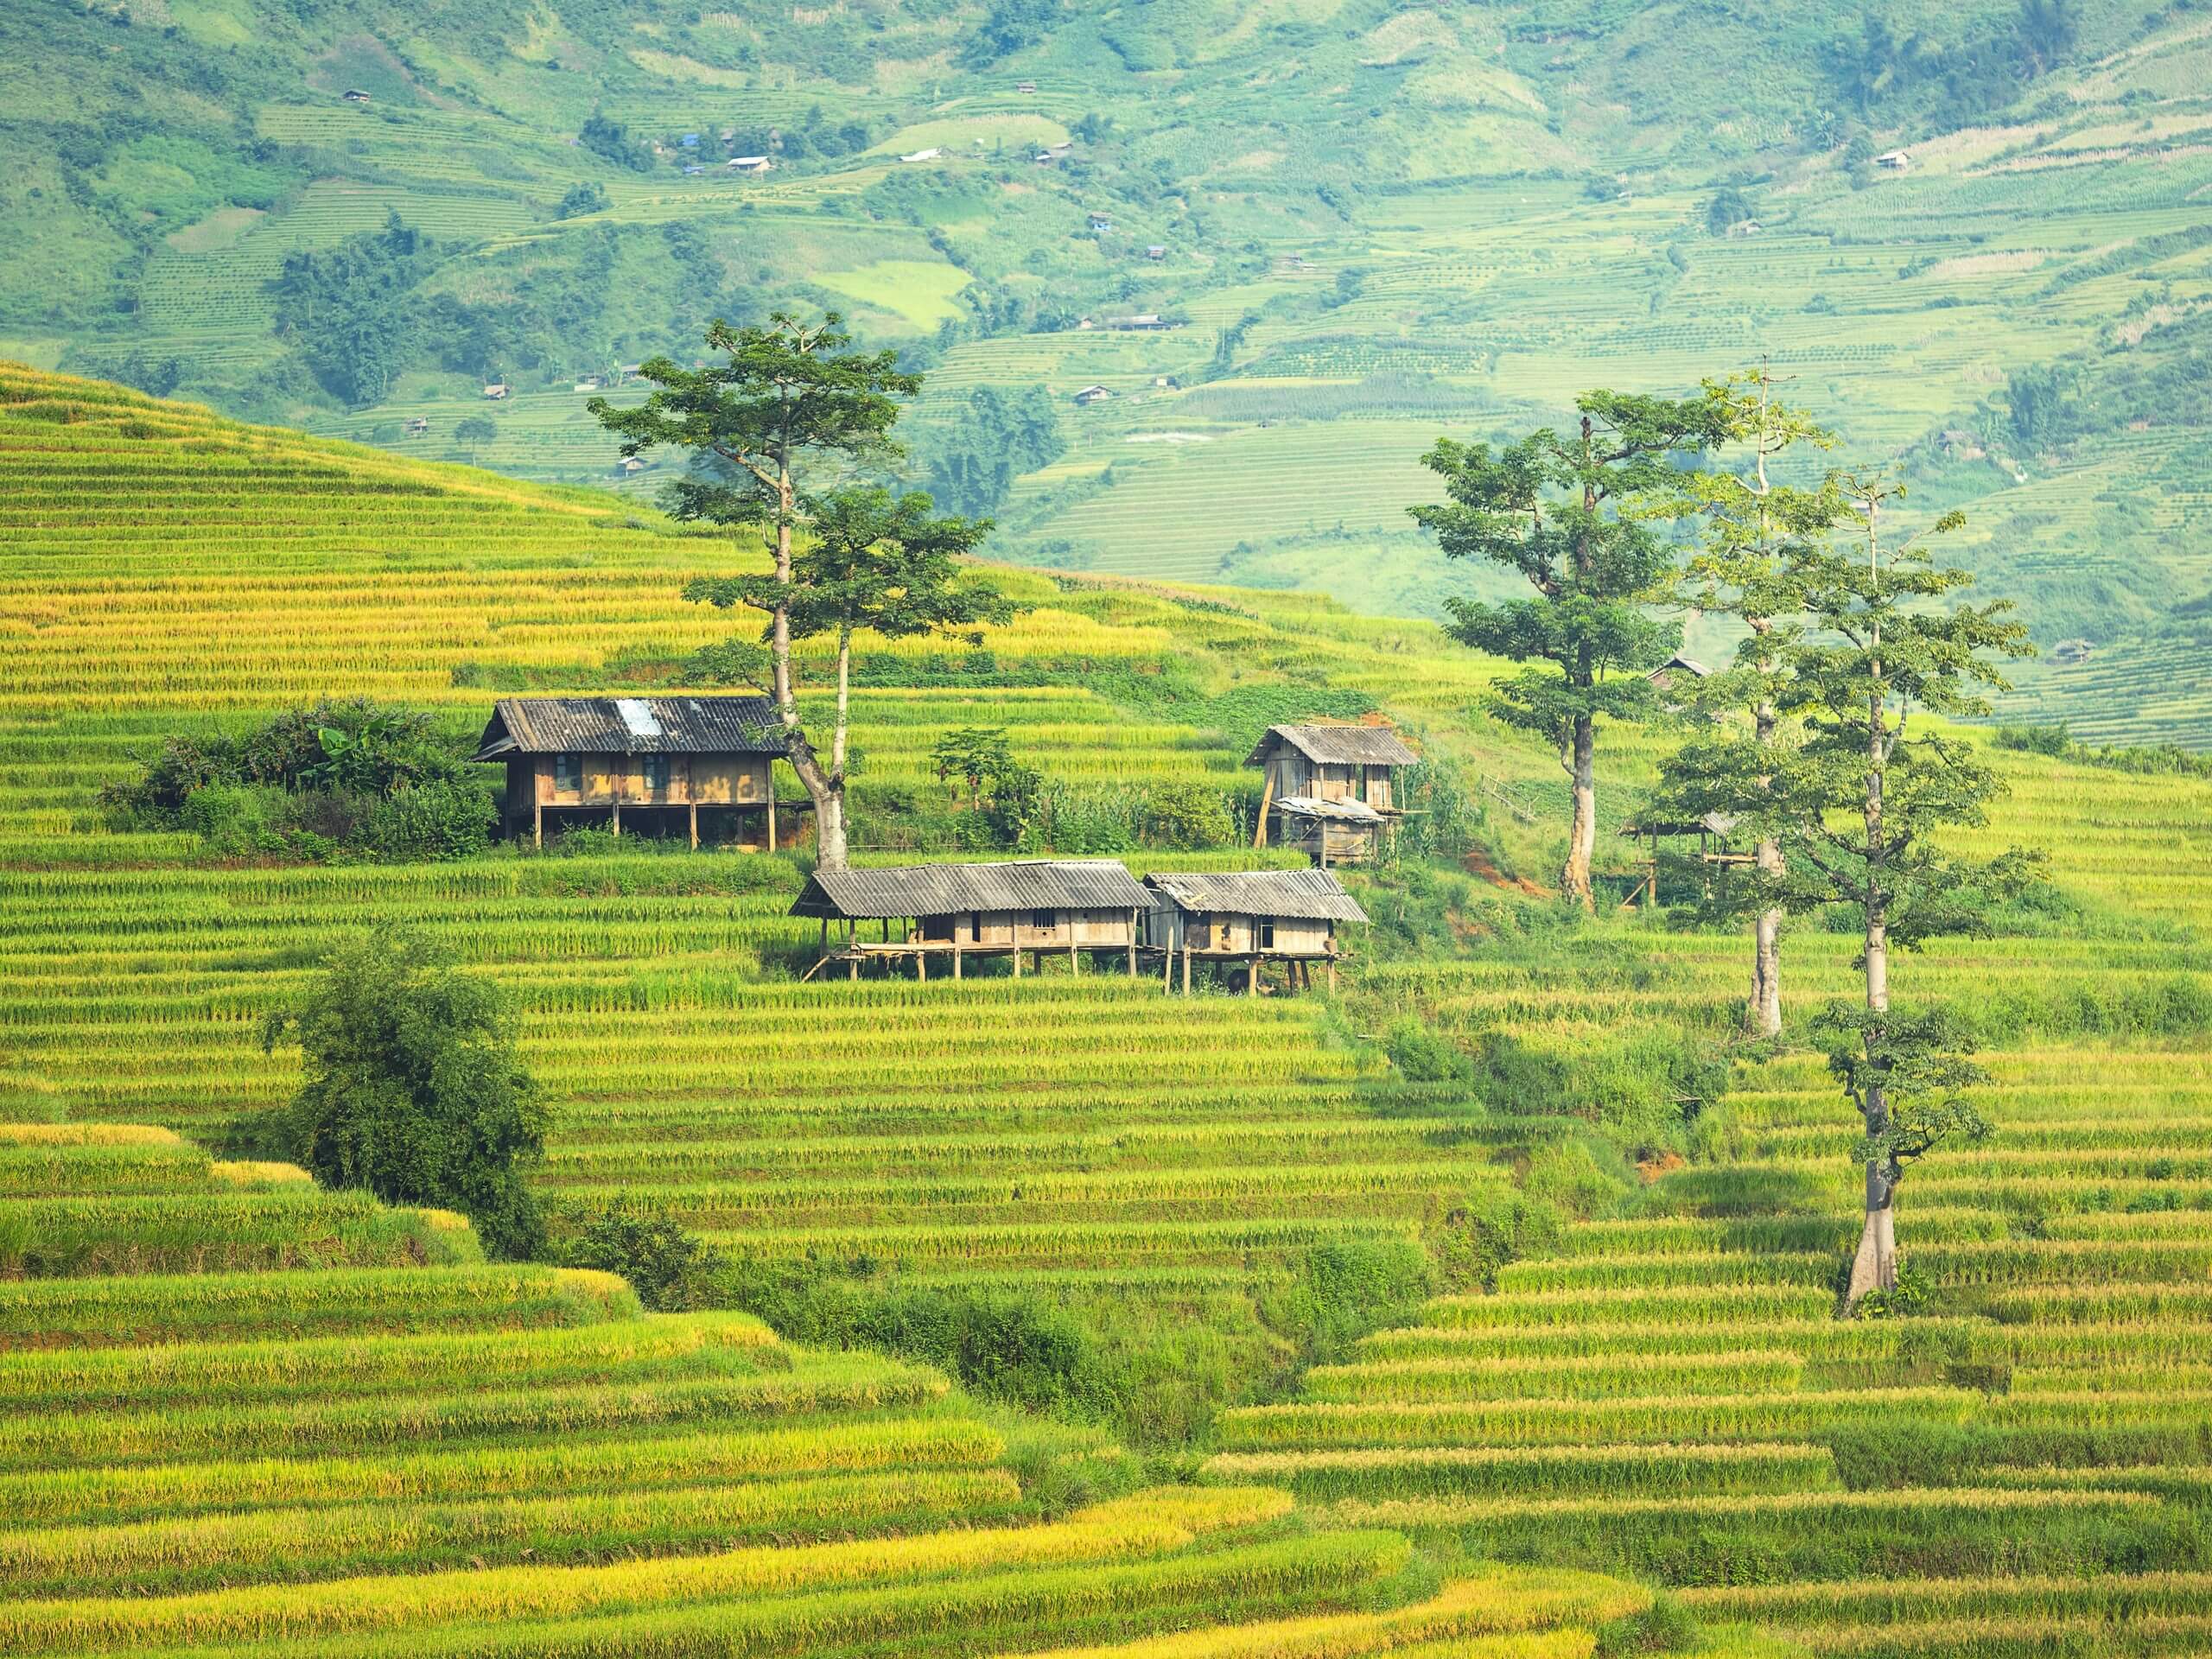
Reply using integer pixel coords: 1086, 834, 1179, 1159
474, 696, 790, 850
1072, 385, 1115, 406
1143, 868, 1366, 995
1248, 721, 1418, 866
482, 383, 509, 400
342, 88, 372, 103
792, 860, 1153, 981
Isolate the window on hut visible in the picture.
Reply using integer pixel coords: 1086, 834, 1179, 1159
554, 754, 581, 794
642, 755, 669, 795
1031, 909, 1056, 931
1258, 920, 1275, 950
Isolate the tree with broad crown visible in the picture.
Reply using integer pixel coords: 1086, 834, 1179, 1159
262, 929, 546, 1261
591, 314, 1007, 868
1666, 468, 2034, 1305
682, 485, 1011, 862
1410, 392, 1732, 908
1655, 366, 1844, 1035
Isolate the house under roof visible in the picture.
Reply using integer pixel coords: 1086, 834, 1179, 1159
1145, 868, 1368, 924
1243, 723, 1420, 768
472, 696, 785, 761
791, 859, 1152, 921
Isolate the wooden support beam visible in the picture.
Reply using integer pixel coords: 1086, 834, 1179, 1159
532, 798, 542, 850
1013, 944, 1021, 980
1181, 942, 1192, 996
1252, 768, 1274, 849
767, 791, 777, 854
1247, 955, 1259, 996
611, 801, 620, 838
689, 801, 698, 850
1127, 912, 1137, 977
953, 938, 963, 981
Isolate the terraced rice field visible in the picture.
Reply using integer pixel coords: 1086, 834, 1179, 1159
5, 364, 2212, 1654
0, 1125, 1667, 1657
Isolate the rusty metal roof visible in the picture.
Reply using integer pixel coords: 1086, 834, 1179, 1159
472, 697, 785, 760
1274, 793, 1384, 824
1144, 868, 1368, 924
1244, 722, 1419, 767
791, 859, 1153, 919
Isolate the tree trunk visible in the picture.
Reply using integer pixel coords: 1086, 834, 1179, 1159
1560, 714, 1597, 910
1751, 895, 1783, 1038
1749, 686, 1783, 1038
1846, 1159, 1897, 1305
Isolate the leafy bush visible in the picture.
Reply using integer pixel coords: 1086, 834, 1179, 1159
556, 1198, 728, 1312
1141, 780, 1236, 850
358, 780, 495, 862
102, 700, 485, 864
262, 930, 547, 1260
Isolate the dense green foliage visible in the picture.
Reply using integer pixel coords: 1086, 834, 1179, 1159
100, 700, 493, 861
262, 931, 548, 1259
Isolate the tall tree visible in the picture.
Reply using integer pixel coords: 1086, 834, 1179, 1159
591, 314, 945, 868
1412, 393, 1730, 907
1722, 473, 2029, 1302
1661, 368, 1842, 1034
682, 485, 1011, 862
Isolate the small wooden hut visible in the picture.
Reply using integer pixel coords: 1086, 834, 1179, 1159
473, 696, 789, 849
1618, 810, 1748, 907
1143, 868, 1367, 995
1246, 721, 1418, 865
791, 860, 1153, 981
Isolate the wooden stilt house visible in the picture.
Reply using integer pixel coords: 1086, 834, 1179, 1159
1142, 868, 1367, 995
473, 696, 789, 849
1618, 810, 1748, 908
791, 860, 1154, 981
1246, 721, 1418, 865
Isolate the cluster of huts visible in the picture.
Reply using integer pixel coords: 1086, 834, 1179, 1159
473, 697, 1417, 994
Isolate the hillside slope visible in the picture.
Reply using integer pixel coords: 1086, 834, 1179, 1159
8, 0, 2212, 736
7, 368, 2212, 1655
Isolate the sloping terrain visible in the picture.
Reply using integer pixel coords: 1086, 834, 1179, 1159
6, 1, 2212, 736
5, 368, 2212, 1652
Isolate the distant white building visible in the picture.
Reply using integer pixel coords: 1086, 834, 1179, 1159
1072, 385, 1115, 406
728, 156, 772, 174
1874, 149, 1910, 170
899, 147, 944, 162
482, 383, 509, 400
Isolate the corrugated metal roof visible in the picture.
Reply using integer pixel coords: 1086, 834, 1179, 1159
473, 697, 786, 760
1620, 811, 1738, 837
1144, 868, 1368, 924
791, 860, 1153, 919
1274, 793, 1383, 824
1244, 722, 1420, 767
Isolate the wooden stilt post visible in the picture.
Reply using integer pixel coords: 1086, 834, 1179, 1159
917, 949, 925, 982
1181, 942, 1192, 995
1253, 767, 1274, 849
1327, 957, 1338, 993
611, 801, 620, 838
1248, 955, 1259, 995
689, 801, 698, 849
533, 798, 542, 850
1012, 944, 1021, 980
953, 937, 963, 981
1128, 910, 1138, 977
1069, 931, 1079, 976
767, 791, 777, 854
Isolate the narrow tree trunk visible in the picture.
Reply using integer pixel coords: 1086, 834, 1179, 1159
1751, 894, 1783, 1038
764, 476, 850, 870
1748, 678, 1783, 1038
1561, 714, 1597, 910
1846, 1155, 1897, 1304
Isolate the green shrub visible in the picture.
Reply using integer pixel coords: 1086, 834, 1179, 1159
358, 779, 495, 861
556, 1199, 728, 1312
